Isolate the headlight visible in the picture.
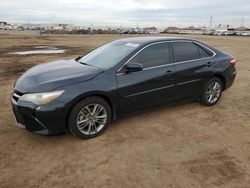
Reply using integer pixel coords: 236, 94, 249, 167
19, 90, 64, 105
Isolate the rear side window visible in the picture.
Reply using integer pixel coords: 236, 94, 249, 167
172, 42, 199, 62
173, 42, 213, 62
198, 46, 212, 58
131, 43, 170, 68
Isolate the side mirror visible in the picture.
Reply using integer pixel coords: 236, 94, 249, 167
126, 62, 143, 73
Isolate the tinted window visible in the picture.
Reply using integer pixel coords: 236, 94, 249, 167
131, 43, 170, 68
198, 46, 212, 58
173, 42, 199, 62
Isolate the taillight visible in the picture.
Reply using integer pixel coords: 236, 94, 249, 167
229, 59, 236, 66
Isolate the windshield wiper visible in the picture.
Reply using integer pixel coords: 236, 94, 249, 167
79, 61, 97, 68
75, 56, 82, 62
79, 62, 91, 66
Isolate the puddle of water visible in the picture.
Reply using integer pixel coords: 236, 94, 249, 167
35, 46, 58, 50
8, 46, 66, 55
9, 50, 66, 55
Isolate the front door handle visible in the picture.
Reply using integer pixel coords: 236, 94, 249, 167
166, 70, 172, 74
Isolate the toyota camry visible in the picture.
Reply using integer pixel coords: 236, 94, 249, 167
11, 37, 236, 139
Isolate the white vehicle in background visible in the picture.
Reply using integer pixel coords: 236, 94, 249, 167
0, 24, 13, 30
213, 29, 227, 36
242, 32, 250, 36
212, 31, 223, 36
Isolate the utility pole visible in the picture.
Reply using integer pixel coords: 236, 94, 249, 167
209, 16, 213, 31
241, 17, 244, 27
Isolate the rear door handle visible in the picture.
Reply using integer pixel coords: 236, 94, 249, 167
207, 62, 212, 67
165, 70, 173, 77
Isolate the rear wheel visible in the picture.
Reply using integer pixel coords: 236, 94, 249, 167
201, 77, 223, 106
68, 97, 111, 139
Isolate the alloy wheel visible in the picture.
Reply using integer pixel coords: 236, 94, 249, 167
206, 81, 222, 104
76, 103, 107, 135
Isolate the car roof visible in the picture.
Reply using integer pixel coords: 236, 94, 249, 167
115, 36, 221, 54
116, 36, 193, 45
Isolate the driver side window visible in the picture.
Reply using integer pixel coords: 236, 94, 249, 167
130, 42, 170, 68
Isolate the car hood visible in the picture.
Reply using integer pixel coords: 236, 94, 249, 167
15, 59, 104, 93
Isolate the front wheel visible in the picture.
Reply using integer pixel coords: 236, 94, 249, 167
200, 77, 223, 106
68, 97, 111, 139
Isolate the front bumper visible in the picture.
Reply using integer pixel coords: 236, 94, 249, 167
11, 92, 67, 135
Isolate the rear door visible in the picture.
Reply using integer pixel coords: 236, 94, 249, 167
171, 41, 215, 99
116, 42, 176, 114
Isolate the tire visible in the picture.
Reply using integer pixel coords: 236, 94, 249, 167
68, 96, 111, 139
200, 77, 223, 106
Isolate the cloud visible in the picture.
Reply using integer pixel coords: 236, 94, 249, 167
0, 0, 249, 27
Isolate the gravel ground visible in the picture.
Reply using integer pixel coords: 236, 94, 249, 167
0, 31, 250, 188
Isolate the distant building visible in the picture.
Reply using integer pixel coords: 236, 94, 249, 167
182, 26, 200, 30
164, 25, 204, 34
164, 26, 181, 33
236, 26, 250, 31
45, 24, 76, 31
143, 27, 158, 34
199, 26, 208, 31
166, 26, 180, 30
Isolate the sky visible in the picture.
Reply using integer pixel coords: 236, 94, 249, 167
0, 0, 250, 28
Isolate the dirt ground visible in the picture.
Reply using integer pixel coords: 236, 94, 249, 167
0, 30, 250, 188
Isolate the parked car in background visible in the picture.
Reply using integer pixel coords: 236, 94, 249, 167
11, 37, 237, 139
235, 32, 243, 36
212, 31, 223, 36
242, 32, 250, 36
222, 31, 236, 36
203, 31, 214, 35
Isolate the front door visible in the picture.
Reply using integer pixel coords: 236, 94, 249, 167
116, 42, 176, 114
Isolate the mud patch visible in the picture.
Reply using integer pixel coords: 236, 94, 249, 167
5, 63, 33, 76
182, 150, 245, 186
0, 45, 88, 78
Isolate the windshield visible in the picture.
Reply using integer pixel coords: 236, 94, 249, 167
78, 41, 140, 69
